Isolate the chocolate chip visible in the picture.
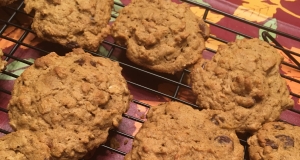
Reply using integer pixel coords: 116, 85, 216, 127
66, 41, 79, 48
199, 23, 209, 40
273, 124, 285, 130
211, 114, 219, 125
253, 94, 263, 102
70, 68, 75, 73
219, 117, 225, 122
199, 23, 206, 32
275, 135, 294, 148
265, 139, 278, 149
90, 61, 97, 67
210, 114, 225, 125
214, 136, 232, 144
82, 78, 88, 82
74, 59, 85, 66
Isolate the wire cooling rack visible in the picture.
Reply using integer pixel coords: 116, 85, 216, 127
0, 0, 300, 160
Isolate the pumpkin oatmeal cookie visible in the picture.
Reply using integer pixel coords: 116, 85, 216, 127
190, 38, 294, 132
8, 48, 131, 159
112, 0, 209, 74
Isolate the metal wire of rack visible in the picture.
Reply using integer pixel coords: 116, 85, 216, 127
0, 0, 299, 160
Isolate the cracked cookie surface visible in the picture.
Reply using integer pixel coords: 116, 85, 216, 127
248, 122, 300, 160
8, 48, 131, 159
190, 38, 294, 132
125, 101, 243, 160
112, 0, 209, 74
24, 0, 113, 51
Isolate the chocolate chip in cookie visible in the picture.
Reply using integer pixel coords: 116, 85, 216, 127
125, 102, 244, 160
248, 122, 300, 160
8, 48, 131, 159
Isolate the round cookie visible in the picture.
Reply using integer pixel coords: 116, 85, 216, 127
0, 0, 16, 6
125, 101, 244, 160
248, 122, 300, 160
0, 49, 7, 70
112, 0, 209, 74
8, 48, 131, 159
190, 38, 294, 132
0, 130, 51, 160
23, 0, 113, 51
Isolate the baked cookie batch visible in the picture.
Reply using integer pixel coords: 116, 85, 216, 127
0, 0, 297, 160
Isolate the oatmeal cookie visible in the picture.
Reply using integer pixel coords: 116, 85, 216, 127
0, 0, 16, 6
0, 49, 7, 70
23, 0, 113, 51
8, 48, 131, 159
0, 130, 51, 160
248, 122, 300, 160
190, 38, 294, 132
125, 101, 244, 160
112, 0, 209, 74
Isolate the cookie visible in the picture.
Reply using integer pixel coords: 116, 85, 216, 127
248, 122, 300, 160
190, 38, 294, 132
8, 48, 131, 159
0, 0, 16, 6
23, 0, 113, 51
125, 101, 244, 160
0, 130, 51, 160
0, 49, 7, 70
112, 0, 209, 74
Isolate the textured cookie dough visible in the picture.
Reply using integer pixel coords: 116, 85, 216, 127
190, 38, 294, 132
0, 49, 7, 70
8, 48, 131, 159
23, 0, 113, 51
125, 101, 244, 160
0, 0, 16, 6
112, 0, 209, 74
248, 122, 300, 160
0, 130, 51, 160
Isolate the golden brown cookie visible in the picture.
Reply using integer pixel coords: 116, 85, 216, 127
24, 0, 113, 51
125, 101, 244, 160
248, 122, 300, 160
190, 38, 294, 133
112, 0, 209, 74
0, 49, 7, 70
8, 48, 131, 159
0, 0, 16, 6
0, 130, 51, 160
